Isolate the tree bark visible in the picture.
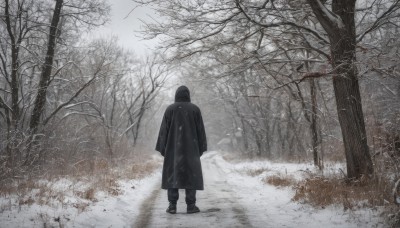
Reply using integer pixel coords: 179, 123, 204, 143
29, 0, 63, 131
24, 0, 63, 165
310, 79, 321, 169
308, 0, 373, 178
305, 51, 321, 169
4, 0, 21, 128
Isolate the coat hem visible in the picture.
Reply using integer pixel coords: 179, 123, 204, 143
161, 186, 204, 190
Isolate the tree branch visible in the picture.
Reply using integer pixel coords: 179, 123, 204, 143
306, 0, 342, 36
235, 0, 330, 44
356, 0, 400, 43
43, 71, 99, 126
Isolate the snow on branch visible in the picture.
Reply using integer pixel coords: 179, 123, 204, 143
307, 0, 346, 35
315, 0, 345, 29
235, 0, 330, 44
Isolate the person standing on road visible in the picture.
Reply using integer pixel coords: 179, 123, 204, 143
156, 85, 207, 214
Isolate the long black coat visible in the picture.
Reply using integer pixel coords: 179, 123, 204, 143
156, 86, 207, 190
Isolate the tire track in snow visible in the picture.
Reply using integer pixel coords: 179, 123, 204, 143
132, 183, 161, 228
132, 153, 253, 227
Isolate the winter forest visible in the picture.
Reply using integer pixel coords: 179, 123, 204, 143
1, 0, 400, 227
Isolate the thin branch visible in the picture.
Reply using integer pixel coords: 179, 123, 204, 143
43, 71, 100, 125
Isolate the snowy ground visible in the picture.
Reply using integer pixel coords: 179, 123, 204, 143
0, 151, 385, 227
0, 172, 160, 228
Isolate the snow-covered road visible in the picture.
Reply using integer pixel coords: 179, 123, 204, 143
134, 153, 253, 228
131, 152, 381, 228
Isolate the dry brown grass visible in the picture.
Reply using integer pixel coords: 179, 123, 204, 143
98, 177, 120, 196
5, 180, 64, 207
264, 174, 297, 188
129, 161, 160, 179
292, 175, 392, 210
19, 197, 35, 206
84, 188, 96, 201
0, 153, 161, 211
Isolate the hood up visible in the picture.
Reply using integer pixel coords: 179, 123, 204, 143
175, 85, 191, 102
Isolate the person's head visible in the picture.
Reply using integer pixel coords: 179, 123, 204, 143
175, 85, 191, 102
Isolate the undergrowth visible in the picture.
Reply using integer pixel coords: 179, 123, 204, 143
292, 174, 392, 209
0, 154, 161, 213
264, 174, 297, 188
223, 152, 400, 227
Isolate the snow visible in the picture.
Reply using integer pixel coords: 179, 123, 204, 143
69, 175, 160, 227
316, 0, 345, 29
207, 152, 383, 227
0, 151, 384, 227
0, 173, 160, 228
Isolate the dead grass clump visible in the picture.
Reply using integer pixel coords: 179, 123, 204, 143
16, 180, 41, 195
84, 188, 96, 201
90, 175, 121, 198
264, 175, 297, 188
19, 197, 35, 206
129, 161, 160, 179
104, 178, 120, 196
246, 168, 270, 177
0, 184, 16, 196
292, 175, 392, 209
75, 189, 96, 202
95, 159, 109, 171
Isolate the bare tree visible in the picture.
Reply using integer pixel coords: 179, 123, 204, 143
29, 0, 64, 134
134, 0, 400, 178
0, 0, 111, 174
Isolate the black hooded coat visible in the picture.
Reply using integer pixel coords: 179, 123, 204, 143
156, 86, 207, 190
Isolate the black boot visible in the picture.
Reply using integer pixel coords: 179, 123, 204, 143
187, 204, 200, 214
166, 203, 176, 214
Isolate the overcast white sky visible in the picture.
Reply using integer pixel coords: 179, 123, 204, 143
88, 0, 182, 94
89, 0, 159, 56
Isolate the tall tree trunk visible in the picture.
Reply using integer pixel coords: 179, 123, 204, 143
310, 79, 321, 168
25, 0, 63, 165
305, 51, 321, 169
330, 0, 373, 178
29, 0, 63, 132
4, 0, 20, 129
308, 0, 373, 178
240, 117, 249, 151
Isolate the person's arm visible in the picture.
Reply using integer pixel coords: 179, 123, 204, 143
196, 109, 207, 156
155, 110, 170, 156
